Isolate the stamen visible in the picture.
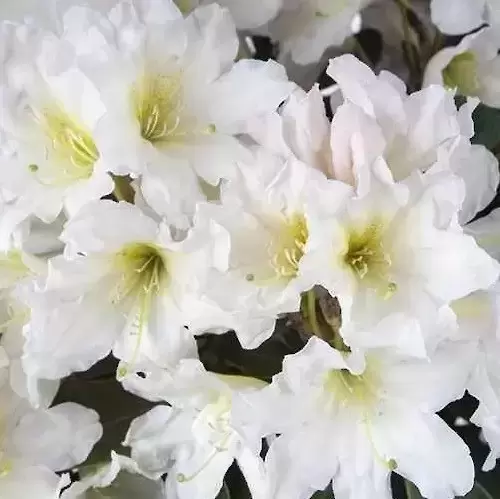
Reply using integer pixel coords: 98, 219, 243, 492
132, 72, 186, 145
177, 449, 220, 483
110, 243, 169, 368
31, 104, 99, 185
177, 426, 232, 482
267, 213, 309, 282
343, 220, 396, 298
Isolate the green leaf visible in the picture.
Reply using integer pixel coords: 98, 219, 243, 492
311, 484, 334, 498
462, 482, 495, 499
472, 104, 500, 151
216, 482, 231, 499
405, 480, 422, 499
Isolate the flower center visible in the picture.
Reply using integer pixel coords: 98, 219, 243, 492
442, 51, 480, 96
32, 104, 99, 184
246, 213, 308, 284
271, 213, 308, 280
112, 243, 169, 375
132, 72, 186, 145
323, 358, 380, 409
111, 243, 168, 305
315, 0, 349, 17
343, 221, 397, 298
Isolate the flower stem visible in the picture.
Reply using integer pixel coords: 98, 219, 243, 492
112, 174, 135, 203
306, 289, 322, 338
404, 479, 418, 499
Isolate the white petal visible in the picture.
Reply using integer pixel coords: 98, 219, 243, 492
10, 402, 102, 470
23, 285, 122, 379
236, 445, 269, 499
60, 201, 159, 257
217, 0, 281, 29
373, 410, 474, 499
451, 143, 499, 225
430, 0, 486, 34
125, 405, 193, 479
0, 462, 67, 499
203, 59, 294, 134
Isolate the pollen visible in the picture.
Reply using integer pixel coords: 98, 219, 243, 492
132, 72, 185, 145
269, 213, 308, 281
111, 243, 169, 305
37, 104, 99, 183
343, 220, 397, 299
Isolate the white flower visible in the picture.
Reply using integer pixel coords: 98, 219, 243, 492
0, 372, 102, 499
22, 199, 228, 380
123, 359, 269, 499
465, 207, 500, 260
266, 0, 372, 65
64, 0, 293, 226
174, 0, 282, 29
442, 287, 500, 471
0, 212, 62, 407
0, 244, 60, 407
251, 54, 499, 227
248, 85, 334, 179
300, 157, 499, 349
327, 54, 463, 182
424, 27, 500, 108
450, 212, 500, 471
431, 0, 500, 35
62, 451, 165, 499
0, 23, 114, 224
262, 336, 475, 499
193, 148, 351, 348
327, 55, 499, 225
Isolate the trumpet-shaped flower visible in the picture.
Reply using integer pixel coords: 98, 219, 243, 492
0, 243, 60, 407
194, 148, 351, 348
64, 0, 293, 226
300, 158, 500, 346
250, 55, 499, 227
0, 24, 113, 224
0, 369, 102, 499
262, 336, 475, 499
450, 211, 500, 471
123, 359, 269, 499
22, 200, 228, 380
327, 54, 499, 225
424, 27, 500, 109
0, 211, 61, 407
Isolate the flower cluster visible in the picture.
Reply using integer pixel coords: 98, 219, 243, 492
1, 0, 500, 498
